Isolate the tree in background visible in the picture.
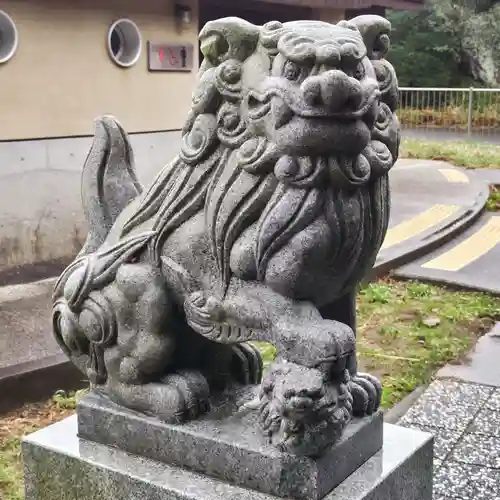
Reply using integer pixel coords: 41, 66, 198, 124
387, 0, 499, 88
386, 3, 471, 87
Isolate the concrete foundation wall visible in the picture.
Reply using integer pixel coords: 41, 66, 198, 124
0, 131, 182, 281
0, 0, 199, 140
0, 0, 350, 282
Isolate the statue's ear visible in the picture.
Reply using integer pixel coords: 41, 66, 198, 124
341, 15, 391, 61
199, 17, 261, 66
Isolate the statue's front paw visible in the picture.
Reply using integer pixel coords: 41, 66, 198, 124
349, 372, 382, 416
275, 319, 355, 375
184, 291, 224, 335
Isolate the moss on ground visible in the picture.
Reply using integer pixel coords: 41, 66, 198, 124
486, 185, 500, 211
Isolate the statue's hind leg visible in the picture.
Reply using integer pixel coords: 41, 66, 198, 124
320, 289, 383, 416
105, 344, 211, 423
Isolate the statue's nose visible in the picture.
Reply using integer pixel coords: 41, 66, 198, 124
301, 70, 363, 112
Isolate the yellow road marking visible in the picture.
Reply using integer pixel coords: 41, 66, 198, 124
422, 216, 500, 272
439, 168, 469, 184
381, 204, 460, 250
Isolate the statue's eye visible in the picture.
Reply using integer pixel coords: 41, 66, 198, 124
354, 62, 366, 80
283, 61, 301, 81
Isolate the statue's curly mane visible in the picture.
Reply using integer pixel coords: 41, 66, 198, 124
117, 17, 400, 296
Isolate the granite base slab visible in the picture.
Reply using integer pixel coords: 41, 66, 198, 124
23, 416, 433, 500
77, 389, 383, 499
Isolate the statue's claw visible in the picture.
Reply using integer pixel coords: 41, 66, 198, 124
349, 372, 382, 416
184, 292, 258, 344
231, 343, 263, 385
184, 291, 225, 335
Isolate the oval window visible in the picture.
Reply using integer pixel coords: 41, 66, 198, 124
107, 19, 142, 68
0, 10, 18, 64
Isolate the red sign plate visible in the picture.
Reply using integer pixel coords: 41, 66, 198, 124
148, 42, 194, 72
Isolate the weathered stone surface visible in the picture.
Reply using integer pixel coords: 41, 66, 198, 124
23, 417, 433, 500
50, 14, 400, 456
77, 389, 383, 499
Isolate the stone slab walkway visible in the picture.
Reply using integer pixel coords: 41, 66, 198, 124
399, 380, 500, 500
396, 323, 500, 500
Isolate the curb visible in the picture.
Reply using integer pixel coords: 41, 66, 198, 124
370, 179, 489, 280
383, 386, 427, 424
392, 211, 500, 296
0, 354, 88, 414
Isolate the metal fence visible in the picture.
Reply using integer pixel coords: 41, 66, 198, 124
398, 87, 500, 138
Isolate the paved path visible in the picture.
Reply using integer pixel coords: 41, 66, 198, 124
394, 213, 500, 295
474, 169, 500, 186
396, 323, 500, 500
391, 160, 500, 296
0, 279, 56, 370
375, 159, 488, 275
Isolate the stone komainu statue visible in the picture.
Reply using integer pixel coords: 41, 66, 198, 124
52, 15, 400, 456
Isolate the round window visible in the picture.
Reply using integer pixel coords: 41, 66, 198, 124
0, 10, 18, 64
107, 19, 142, 68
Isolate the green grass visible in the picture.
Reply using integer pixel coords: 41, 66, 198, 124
52, 389, 89, 410
256, 280, 499, 408
0, 390, 88, 500
1, 281, 499, 499
0, 436, 24, 500
401, 138, 500, 170
487, 185, 500, 211
356, 280, 499, 407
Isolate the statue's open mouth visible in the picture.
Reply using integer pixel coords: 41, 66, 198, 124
247, 88, 376, 156
247, 88, 380, 127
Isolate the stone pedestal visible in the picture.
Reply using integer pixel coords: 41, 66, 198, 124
23, 388, 434, 500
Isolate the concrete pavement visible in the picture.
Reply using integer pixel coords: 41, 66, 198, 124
394, 213, 500, 295
0, 279, 86, 412
374, 159, 488, 277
